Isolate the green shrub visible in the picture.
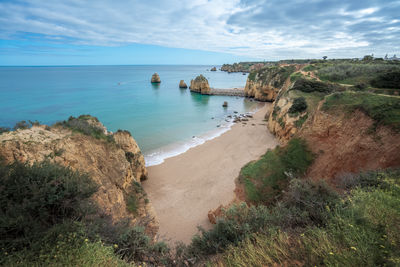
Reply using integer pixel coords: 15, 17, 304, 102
317, 63, 400, 84
0, 126, 10, 134
215, 169, 400, 266
115, 226, 171, 265
55, 115, 114, 143
294, 113, 308, 128
0, 161, 98, 252
239, 138, 313, 204
13, 120, 30, 130
292, 78, 336, 93
288, 97, 307, 114
371, 71, 400, 89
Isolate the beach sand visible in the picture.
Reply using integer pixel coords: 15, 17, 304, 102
142, 103, 278, 245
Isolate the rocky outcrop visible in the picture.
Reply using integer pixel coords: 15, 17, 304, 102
0, 117, 158, 237
267, 70, 400, 181
221, 62, 270, 73
210, 67, 217, 71
179, 80, 187, 88
151, 73, 161, 83
244, 66, 295, 101
190, 74, 211, 95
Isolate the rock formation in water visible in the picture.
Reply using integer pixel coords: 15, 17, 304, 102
190, 74, 211, 95
0, 115, 158, 238
151, 73, 161, 83
179, 80, 188, 88
210, 67, 217, 71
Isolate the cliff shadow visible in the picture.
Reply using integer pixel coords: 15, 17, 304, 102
190, 92, 210, 106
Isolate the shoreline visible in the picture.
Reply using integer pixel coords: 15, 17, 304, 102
143, 101, 264, 167
142, 103, 278, 245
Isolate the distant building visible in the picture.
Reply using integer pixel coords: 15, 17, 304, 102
385, 54, 399, 61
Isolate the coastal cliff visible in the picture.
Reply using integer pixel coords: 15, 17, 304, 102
190, 74, 211, 94
0, 115, 158, 237
244, 65, 296, 101
266, 69, 400, 180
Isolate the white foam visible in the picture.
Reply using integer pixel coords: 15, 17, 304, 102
144, 121, 233, 166
143, 105, 262, 167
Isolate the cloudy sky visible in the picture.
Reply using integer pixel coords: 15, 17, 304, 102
0, 0, 399, 65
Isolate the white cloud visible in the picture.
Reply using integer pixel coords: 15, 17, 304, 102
0, 0, 399, 59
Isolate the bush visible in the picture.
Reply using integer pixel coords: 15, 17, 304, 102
288, 97, 307, 114
214, 169, 400, 266
115, 226, 171, 265
0, 161, 98, 252
292, 78, 335, 93
13, 120, 30, 130
371, 71, 400, 89
55, 115, 114, 143
239, 138, 313, 204
317, 63, 400, 83
0, 126, 10, 134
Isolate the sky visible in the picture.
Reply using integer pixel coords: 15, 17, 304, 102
0, 0, 399, 65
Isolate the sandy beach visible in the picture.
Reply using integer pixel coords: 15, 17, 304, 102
142, 103, 278, 245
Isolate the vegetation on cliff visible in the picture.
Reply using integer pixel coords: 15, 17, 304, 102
239, 138, 313, 204
323, 91, 400, 131
0, 160, 170, 266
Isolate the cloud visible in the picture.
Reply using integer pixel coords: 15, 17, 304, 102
0, 0, 399, 59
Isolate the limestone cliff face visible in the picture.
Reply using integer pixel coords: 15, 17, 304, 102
190, 74, 211, 95
244, 66, 295, 101
0, 119, 158, 237
267, 75, 400, 180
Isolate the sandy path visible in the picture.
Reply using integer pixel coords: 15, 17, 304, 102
142, 103, 278, 245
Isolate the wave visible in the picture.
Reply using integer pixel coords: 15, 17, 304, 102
143, 105, 262, 167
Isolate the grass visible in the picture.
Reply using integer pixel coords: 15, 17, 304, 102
239, 138, 313, 204
316, 63, 400, 86
290, 72, 304, 82
294, 113, 309, 128
214, 169, 400, 266
323, 91, 400, 131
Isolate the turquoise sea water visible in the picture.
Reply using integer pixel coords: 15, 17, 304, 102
0, 65, 258, 165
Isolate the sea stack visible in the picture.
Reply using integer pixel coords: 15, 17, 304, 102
190, 74, 211, 95
222, 101, 228, 107
179, 80, 188, 88
151, 73, 161, 83
210, 67, 217, 71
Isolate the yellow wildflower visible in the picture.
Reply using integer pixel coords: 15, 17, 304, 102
350, 246, 357, 251
329, 252, 334, 255
84, 239, 89, 242
114, 244, 118, 248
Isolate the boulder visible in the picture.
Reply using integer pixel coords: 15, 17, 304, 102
222, 101, 228, 107
151, 73, 161, 83
189, 74, 211, 95
210, 67, 217, 71
179, 80, 188, 88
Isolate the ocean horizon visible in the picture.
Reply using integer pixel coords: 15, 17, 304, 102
0, 65, 257, 166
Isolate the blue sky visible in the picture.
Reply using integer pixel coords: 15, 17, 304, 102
0, 0, 399, 65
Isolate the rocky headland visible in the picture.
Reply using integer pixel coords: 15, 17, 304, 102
0, 115, 158, 237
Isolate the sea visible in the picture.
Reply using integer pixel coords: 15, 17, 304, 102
0, 65, 259, 166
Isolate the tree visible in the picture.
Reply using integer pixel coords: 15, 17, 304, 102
323, 56, 328, 60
